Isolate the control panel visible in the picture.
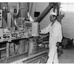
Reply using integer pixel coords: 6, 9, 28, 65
24, 21, 40, 37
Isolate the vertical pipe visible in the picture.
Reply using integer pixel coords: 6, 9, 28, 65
6, 42, 10, 58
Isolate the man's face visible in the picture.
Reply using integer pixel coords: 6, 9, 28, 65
50, 15, 56, 22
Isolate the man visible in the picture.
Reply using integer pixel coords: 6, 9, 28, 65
40, 12, 62, 63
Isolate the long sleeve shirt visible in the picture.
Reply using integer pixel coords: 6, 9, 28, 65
41, 22, 52, 34
41, 20, 62, 44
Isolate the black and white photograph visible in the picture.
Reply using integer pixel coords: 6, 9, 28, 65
0, 2, 74, 64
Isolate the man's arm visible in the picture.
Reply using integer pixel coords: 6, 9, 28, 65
40, 23, 52, 34
57, 25, 62, 42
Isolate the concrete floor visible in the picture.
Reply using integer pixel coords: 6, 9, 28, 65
1, 45, 74, 63
59, 48, 74, 63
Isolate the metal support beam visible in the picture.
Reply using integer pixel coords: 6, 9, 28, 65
34, 4, 53, 23
34, 3, 60, 23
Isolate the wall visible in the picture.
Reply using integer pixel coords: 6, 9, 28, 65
30, 3, 53, 30
3, 3, 74, 39
31, 3, 74, 39
62, 12, 74, 39
8, 2, 28, 18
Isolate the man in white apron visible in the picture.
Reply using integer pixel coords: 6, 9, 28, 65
40, 12, 62, 63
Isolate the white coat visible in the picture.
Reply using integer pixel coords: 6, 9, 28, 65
41, 20, 62, 63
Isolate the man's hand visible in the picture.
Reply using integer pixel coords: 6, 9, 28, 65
39, 30, 42, 34
40, 30, 45, 34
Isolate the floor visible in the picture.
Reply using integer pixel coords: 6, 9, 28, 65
59, 46, 74, 63
1, 45, 74, 63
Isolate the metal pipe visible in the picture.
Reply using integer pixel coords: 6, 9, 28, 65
34, 3, 60, 23
34, 4, 53, 23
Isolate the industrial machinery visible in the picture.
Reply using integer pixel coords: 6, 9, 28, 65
0, 20, 49, 63
0, 3, 60, 63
